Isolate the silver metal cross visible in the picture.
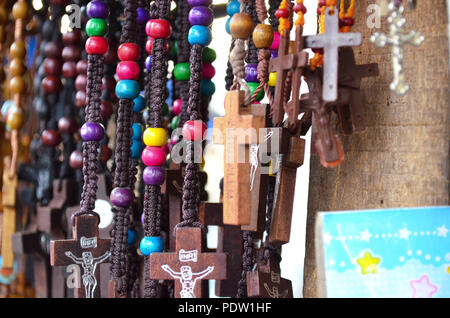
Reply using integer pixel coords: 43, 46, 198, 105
370, 2, 424, 95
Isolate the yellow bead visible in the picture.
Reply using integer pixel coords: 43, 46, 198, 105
7, 108, 23, 130
143, 127, 167, 147
268, 72, 277, 87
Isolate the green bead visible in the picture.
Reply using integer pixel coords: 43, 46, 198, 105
169, 40, 178, 57
162, 103, 169, 116
86, 18, 108, 37
248, 82, 265, 101
202, 47, 216, 63
173, 62, 191, 81
171, 116, 179, 130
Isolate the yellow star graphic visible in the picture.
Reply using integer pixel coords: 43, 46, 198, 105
356, 251, 380, 275
446, 266, 450, 275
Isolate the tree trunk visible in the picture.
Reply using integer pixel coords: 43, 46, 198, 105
303, 0, 450, 297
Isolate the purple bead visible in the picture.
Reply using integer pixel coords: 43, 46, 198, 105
137, 8, 149, 24
145, 55, 152, 71
141, 212, 145, 225
187, 0, 212, 7
143, 166, 165, 185
80, 122, 104, 141
245, 64, 258, 82
270, 50, 278, 60
86, 1, 109, 19
188, 6, 213, 26
110, 187, 134, 207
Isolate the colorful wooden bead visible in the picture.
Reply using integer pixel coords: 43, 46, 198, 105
133, 95, 146, 112
7, 109, 23, 130
85, 36, 109, 55
9, 76, 25, 94
253, 24, 274, 49
58, 117, 78, 134
182, 120, 206, 141
142, 166, 165, 186
9, 58, 25, 77
172, 99, 182, 115
146, 37, 169, 54
117, 43, 141, 61
248, 82, 265, 101
86, 18, 108, 37
143, 127, 167, 147
270, 31, 280, 50
225, 17, 231, 34
110, 187, 134, 208
268, 72, 277, 87
42, 76, 62, 93
188, 6, 213, 26
145, 55, 152, 71
116, 61, 140, 80
230, 13, 253, 39
188, 25, 212, 46
137, 7, 150, 24
10, 41, 26, 59
170, 116, 179, 130
245, 64, 258, 82
131, 140, 145, 158
174, 62, 191, 81
146, 19, 172, 39
226, 0, 240, 16
202, 47, 216, 63
139, 236, 163, 256
275, 8, 290, 19
115, 80, 140, 99
202, 63, 215, 80
201, 79, 215, 96
87, 0, 109, 19
80, 122, 105, 141
69, 150, 83, 169
12, 1, 28, 20
132, 123, 143, 140
141, 146, 166, 166
43, 58, 62, 76
127, 230, 138, 245
42, 129, 62, 147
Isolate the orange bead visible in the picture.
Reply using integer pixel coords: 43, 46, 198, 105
7, 109, 23, 130
10, 41, 26, 59
229, 13, 254, 39
252, 24, 274, 49
9, 58, 25, 76
12, 1, 28, 20
9, 76, 25, 94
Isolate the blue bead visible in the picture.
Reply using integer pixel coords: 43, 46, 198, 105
226, 0, 240, 16
201, 79, 215, 96
132, 123, 143, 140
133, 95, 146, 112
115, 80, 140, 99
188, 25, 212, 46
127, 229, 138, 245
225, 17, 231, 34
140, 236, 164, 256
130, 140, 144, 158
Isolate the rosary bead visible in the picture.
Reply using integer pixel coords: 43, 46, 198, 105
189, 6, 213, 26
117, 43, 141, 61
162, 103, 169, 116
133, 95, 146, 112
172, 99, 182, 115
143, 127, 167, 147
131, 140, 145, 158
101, 100, 113, 118
10, 41, 27, 59
132, 123, 143, 141
44, 42, 62, 58
275, 8, 290, 19
9, 76, 25, 94
174, 62, 191, 81
62, 61, 77, 78
142, 146, 166, 166
75, 74, 87, 91
127, 229, 138, 245
146, 19, 172, 39
75, 90, 87, 107
80, 122, 105, 141
143, 166, 165, 186
101, 145, 112, 162
87, 0, 109, 19
76, 60, 88, 74
139, 236, 164, 256
225, 17, 231, 34
202, 63, 215, 80
12, 1, 28, 20
245, 64, 258, 82
86, 18, 108, 37
42, 76, 62, 93
62, 31, 82, 45
293, 3, 307, 14
182, 120, 207, 141
270, 31, 280, 50
270, 49, 278, 59
230, 13, 253, 39
9, 58, 25, 77
202, 47, 216, 63
69, 150, 83, 169
145, 55, 152, 71
116, 80, 140, 99
342, 17, 355, 27
268, 72, 277, 87
253, 24, 274, 49
188, 0, 212, 6
146, 37, 169, 54
248, 81, 265, 101
44, 58, 62, 76
85, 36, 108, 55
58, 117, 78, 134
170, 116, 180, 130
116, 61, 140, 80
42, 129, 62, 147
6, 109, 23, 130
226, 0, 240, 16
137, 7, 150, 24
200, 79, 215, 96
188, 25, 212, 46
110, 187, 134, 208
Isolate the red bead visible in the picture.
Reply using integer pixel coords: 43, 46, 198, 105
85, 36, 109, 55
76, 60, 88, 75
116, 61, 140, 80
42, 129, 62, 147
182, 120, 206, 141
101, 77, 115, 91
343, 17, 354, 26
62, 30, 82, 45
319, 0, 326, 7
202, 63, 215, 80
75, 90, 87, 108
145, 37, 169, 54
146, 19, 172, 39
69, 150, 83, 169
75, 74, 87, 91
62, 45, 82, 61
42, 76, 62, 93
58, 117, 78, 134
275, 8, 289, 19
45, 42, 62, 58
101, 145, 112, 162
43, 58, 62, 76
101, 100, 113, 118
62, 61, 77, 78
104, 49, 116, 64
117, 43, 141, 61
293, 3, 307, 14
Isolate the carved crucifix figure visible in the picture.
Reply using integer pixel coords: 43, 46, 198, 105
247, 255, 292, 298
213, 91, 265, 225
50, 214, 111, 298
305, 7, 362, 102
150, 227, 226, 298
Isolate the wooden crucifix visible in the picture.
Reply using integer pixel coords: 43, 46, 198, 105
305, 6, 362, 102
50, 214, 111, 298
213, 91, 265, 225
247, 254, 293, 298
150, 227, 226, 298
198, 202, 242, 297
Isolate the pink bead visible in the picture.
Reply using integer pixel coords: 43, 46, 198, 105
170, 134, 179, 145
116, 61, 140, 80
202, 63, 215, 80
173, 99, 182, 115
270, 31, 280, 51
141, 146, 166, 166
161, 144, 170, 155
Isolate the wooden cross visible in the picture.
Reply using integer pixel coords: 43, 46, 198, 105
50, 214, 112, 298
305, 7, 362, 102
150, 227, 226, 298
198, 202, 242, 297
247, 255, 293, 298
213, 91, 265, 225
